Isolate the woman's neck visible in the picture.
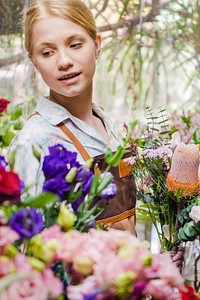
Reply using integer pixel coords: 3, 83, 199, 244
49, 89, 93, 122
48, 89, 109, 144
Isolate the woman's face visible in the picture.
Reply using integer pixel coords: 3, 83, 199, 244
31, 16, 101, 99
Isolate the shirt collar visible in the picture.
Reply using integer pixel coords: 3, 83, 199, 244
35, 97, 115, 134
35, 96, 71, 126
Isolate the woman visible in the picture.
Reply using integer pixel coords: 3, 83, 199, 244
9, 0, 136, 234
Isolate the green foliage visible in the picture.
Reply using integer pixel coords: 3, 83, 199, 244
178, 221, 200, 242
21, 192, 59, 208
177, 196, 200, 241
0, 1, 200, 127
0, 105, 23, 150
100, 0, 200, 111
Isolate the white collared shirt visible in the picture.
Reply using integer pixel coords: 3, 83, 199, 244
8, 96, 121, 196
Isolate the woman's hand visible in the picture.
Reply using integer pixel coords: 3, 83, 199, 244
171, 247, 185, 270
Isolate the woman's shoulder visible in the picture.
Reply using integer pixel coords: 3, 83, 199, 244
9, 114, 54, 150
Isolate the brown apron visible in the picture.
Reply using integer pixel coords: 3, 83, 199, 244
59, 123, 137, 235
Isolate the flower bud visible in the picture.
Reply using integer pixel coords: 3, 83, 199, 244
31, 144, 41, 162
29, 257, 45, 271
5, 245, 18, 258
141, 253, 152, 266
84, 158, 94, 168
57, 206, 76, 231
65, 167, 77, 183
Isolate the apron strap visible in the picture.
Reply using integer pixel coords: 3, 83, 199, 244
58, 123, 91, 161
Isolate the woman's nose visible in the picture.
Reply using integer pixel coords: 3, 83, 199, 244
58, 51, 74, 70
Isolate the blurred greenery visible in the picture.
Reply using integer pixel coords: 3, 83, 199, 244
0, 0, 199, 122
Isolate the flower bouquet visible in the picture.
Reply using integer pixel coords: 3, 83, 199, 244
0, 225, 187, 300
124, 108, 200, 252
0, 142, 194, 300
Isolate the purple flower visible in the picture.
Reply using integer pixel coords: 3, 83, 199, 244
83, 216, 96, 229
71, 195, 85, 212
42, 144, 81, 179
42, 157, 68, 179
75, 165, 90, 182
100, 182, 117, 199
9, 208, 44, 239
20, 180, 25, 193
82, 172, 94, 195
0, 156, 7, 169
43, 177, 70, 200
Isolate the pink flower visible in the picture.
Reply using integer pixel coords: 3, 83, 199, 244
0, 269, 62, 300
56, 230, 88, 262
0, 257, 15, 277
0, 271, 48, 300
42, 269, 63, 298
149, 253, 184, 289
94, 253, 124, 286
14, 254, 32, 273
143, 279, 182, 300
0, 226, 19, 254
166, 143, 200, 196
67, 276, 103, 300
42, 224, 63, 241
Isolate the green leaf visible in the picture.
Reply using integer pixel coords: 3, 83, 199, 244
105, 145, 126, 167
13, 121, 23, 130
21, 192, 59, 208
77, 205, 98, 224
43, 205, 59, 228
90, 174, 100, 195
10, 106, 23, 120
2, 131, 15, 146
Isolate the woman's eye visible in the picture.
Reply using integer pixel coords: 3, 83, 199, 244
42, 50, 53, 57
70, 42, 82, 49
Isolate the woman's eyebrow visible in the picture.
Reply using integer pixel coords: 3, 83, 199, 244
35, 35, 85, 49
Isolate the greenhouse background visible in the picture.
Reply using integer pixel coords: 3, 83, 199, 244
0, 0, 199, 127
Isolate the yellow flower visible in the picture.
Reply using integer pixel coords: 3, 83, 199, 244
115, 271, 136, 298
5, 245, 18, 258
118, 243, 136, 259
141, 253, 152, 266
74, 255, 93, 275
28, 235, 60, 263
57, 205, 77, 231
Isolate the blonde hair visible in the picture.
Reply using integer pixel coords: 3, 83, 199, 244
23, 0, 97, 57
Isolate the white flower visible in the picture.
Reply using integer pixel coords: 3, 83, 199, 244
189, 205, 200, 223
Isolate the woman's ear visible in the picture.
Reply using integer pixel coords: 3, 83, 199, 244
30, 55, 38, 70
95, 34, 102, 59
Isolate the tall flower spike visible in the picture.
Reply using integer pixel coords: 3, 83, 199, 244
166, 143, 200, 196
